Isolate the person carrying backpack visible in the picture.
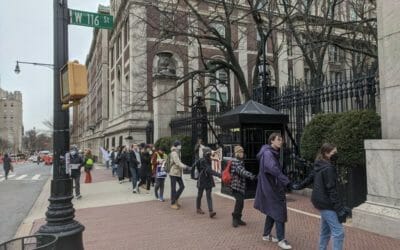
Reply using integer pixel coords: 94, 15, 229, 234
230, 145, 256, 227
196, 147, 221, 218
169, 140, 189, 210
84, 149, 94, 183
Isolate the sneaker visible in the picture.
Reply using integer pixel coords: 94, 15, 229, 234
132, 189, 137, 193
171, 204, 180, 210
158, 198, 165, 202
76, 195, 82, 199
119, 181, 123, 184
237, 219, 247, 226
262, 235, 278, 243
209, 211, 216, 218
197, 209, 205, 214
277, 240, 292, 250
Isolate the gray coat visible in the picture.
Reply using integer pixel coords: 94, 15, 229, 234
254, 145, 290, 222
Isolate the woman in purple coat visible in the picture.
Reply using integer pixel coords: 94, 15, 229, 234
254, 133, 292, 250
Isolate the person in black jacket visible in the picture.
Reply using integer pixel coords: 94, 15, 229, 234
311, 143, 348, 250
2, 153, 12, 180
138, 145, 152, 193
196, 147, 221, 218
66, 146, 84, 199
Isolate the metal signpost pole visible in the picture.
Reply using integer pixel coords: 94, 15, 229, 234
37, 0, 84, 249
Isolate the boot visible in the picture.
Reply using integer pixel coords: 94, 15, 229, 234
238, 214, 246, 226
197, 208, 205, 214
232, 213, 239, 227
209, 211, 216, 218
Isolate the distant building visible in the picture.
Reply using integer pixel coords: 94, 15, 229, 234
0, 88, 23, 153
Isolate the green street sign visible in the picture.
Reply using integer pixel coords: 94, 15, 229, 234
69, 9, 113, 30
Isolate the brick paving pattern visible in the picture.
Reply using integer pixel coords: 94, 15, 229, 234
32, 193, 400, 250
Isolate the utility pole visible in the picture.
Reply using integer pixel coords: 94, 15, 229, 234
37, 0, 84, 249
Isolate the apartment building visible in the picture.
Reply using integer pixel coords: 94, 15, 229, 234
0, 88, 23, 153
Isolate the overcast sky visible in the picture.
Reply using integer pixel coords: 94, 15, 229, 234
0, 0, 109, 132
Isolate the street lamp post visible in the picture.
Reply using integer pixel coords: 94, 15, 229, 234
191, 88, 208, 148
35, 0, 85, 249
14, 61, 54, 74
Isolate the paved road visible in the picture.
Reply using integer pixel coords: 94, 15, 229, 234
0, 162, 51, 243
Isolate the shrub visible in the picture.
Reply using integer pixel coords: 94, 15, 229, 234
154, 135, 193, 165
300, 110, 381, 168
327, 110, 381, 168
300, 113, 341, 162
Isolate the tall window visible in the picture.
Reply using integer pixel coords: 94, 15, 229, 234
119, 136, 123, 147
112, 137, 115, 147
110, 47, 114, 66
304, 68, 311, 85
118, 34, 122, 56
160, 12, 174, 39
124, 18, 129, 46
210, 69, 228, 85
209, 91, 227, 113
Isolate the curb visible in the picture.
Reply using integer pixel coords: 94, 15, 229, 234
14, 176, 52, 238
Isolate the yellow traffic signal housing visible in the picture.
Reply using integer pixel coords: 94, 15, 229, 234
60, 61, 88, 103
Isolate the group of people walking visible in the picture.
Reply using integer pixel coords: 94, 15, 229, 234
107, 140, 190, 209
61, 132, 348, 250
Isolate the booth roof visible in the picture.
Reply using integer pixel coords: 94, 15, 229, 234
215, 100, 288, 127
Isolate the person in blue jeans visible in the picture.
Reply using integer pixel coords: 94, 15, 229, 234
311, 143, 350, 250
169, 140, 189, 209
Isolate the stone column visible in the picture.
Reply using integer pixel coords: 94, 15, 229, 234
153, 52, 178, 142
352, 0, 400, 239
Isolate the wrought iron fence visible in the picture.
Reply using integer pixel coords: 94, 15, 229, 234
254, 73, 379, 207
170, 111, 223, 150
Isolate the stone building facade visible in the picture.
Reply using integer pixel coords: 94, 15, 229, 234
0, 88, 23, 153
72, 0, 376, 160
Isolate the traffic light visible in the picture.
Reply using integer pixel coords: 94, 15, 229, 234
60, 61, 88, 109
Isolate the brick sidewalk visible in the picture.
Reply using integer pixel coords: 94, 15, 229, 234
31, 193, 400, 250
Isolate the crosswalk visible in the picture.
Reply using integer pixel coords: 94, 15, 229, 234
0, 174, 45, 182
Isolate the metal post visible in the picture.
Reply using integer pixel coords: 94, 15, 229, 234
37, 1, 85, 249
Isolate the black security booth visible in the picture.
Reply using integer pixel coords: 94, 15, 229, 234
215, 100, 289, 198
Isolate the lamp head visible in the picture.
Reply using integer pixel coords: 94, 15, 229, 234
14, 62, 20, 74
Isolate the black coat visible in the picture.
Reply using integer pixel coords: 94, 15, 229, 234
311, 160, 343, 212
3, 156, 12, 171
127, 150, 140, 168
140, 152, 151, 177
196, 158, 221, 189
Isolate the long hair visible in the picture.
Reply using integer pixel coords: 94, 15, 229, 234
315, 143, 336, 161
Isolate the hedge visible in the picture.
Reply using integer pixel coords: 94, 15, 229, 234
300, 110, 381, 168
154, 135, 193, 165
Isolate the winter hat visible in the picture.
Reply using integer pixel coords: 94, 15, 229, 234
173, 140, 182, 147
234, 145, 244, 154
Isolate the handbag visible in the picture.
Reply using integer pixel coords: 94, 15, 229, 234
156, 162, 167, 178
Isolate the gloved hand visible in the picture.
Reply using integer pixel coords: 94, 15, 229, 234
337, 207, 351, 223
286, 182, 293, 192
290, 182, 302, 190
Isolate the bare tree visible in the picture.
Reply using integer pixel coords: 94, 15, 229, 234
131, 0, 289, 107
282, 0, 377, 86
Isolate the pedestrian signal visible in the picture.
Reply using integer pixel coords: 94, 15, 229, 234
60, 60, 88, 105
